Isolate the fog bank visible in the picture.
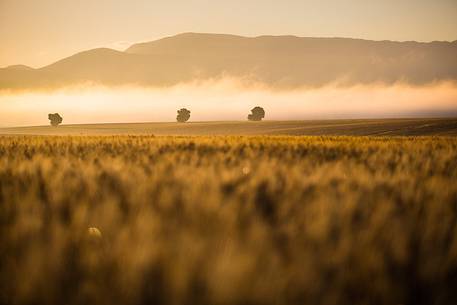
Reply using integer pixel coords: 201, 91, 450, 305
1, 80, 456, 127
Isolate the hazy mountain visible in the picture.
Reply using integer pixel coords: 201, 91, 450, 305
1, 33, 456, 90
4, 65, 34, 71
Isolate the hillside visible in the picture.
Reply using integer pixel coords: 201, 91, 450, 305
1, 33, 457, 90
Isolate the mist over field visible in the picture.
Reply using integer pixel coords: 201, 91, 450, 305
2, 33, 456, 127
1, 80, 456, 127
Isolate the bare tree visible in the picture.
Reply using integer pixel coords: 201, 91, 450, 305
177, 108, 191, 123
248, 107, 265, 121
48, 113, 63, 126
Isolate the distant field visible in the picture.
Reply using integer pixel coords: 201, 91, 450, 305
1, 118, 457, 136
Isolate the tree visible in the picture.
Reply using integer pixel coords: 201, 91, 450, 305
247, 106, 265, 121
176, 108, 191, 123
48, 113, 63, 126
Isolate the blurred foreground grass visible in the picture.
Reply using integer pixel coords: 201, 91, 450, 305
1, 136, 456, 305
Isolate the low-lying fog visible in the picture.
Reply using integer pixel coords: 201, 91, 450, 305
1, 80, 456, 127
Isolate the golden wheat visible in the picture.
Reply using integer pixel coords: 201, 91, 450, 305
0, 135, 456, 305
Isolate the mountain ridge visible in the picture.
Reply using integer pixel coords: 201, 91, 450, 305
1, 33, 456, 90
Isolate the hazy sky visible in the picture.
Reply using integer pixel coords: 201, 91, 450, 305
1, 0, 457, 68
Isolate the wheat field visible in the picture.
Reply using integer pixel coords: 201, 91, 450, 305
1, 135, 457, 305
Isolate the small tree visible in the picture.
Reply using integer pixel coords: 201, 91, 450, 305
48, 113, 63, 126
176, 108, 191, 123
247, 106, 265, 121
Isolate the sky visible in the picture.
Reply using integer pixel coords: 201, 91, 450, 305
1, 0, 457, 68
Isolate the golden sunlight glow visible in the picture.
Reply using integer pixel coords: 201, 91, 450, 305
1, 81, 456, 127
1, 0, 456, 68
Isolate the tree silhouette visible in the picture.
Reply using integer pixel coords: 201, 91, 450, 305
176, 108, 191, 123
48, 113, 63, 126
248, 107, 265, 121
